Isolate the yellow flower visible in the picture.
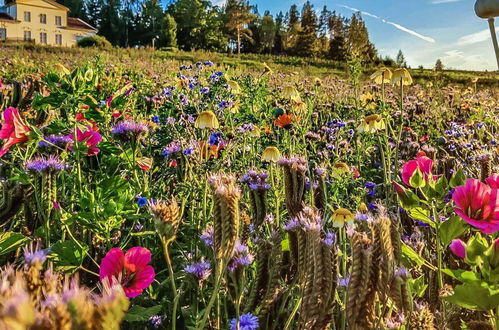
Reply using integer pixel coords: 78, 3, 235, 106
333, 208, 354, 227
471, 77, 479, 83
314, 77, 322, 86
261, 146, 281, 162
332, 162, 350, 177
359, 92, 374, 105
176, 77, 189, 89
54, 63, 70, 76
358, 114, 386, 133
194, 111, 219, 129
370, 67, 392, 84
263, 62, 273, 75
282, 86, 301, 102
392, 68, 413, 86
248, 126, 261, 137
358, 203, 368, 214
227, 80, 241, 94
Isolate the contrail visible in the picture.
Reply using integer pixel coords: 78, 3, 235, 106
339, 4, 436, 43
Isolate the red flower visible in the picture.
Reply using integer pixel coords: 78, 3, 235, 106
68, 125, 102, 156
485, 174, 499, 189
453, 178, 499, 234
0, 107, 30, 157
401, 155, 434, 186
99, 247, 155, 298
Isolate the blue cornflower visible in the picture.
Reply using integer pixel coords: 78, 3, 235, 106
364, 181, 376, 190
230, 313, 259, 330
149, 315, 163, 329
151, 115, 160, 124
136, 197, 147, 207
200, 86, 210, 94
183, 148, 194, 156
215, 71, 223, 76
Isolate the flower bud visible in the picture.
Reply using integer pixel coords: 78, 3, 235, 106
449, 239, 466, 259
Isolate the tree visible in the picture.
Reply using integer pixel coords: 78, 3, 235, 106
287, 4, 300, 27
396, 50, 407, 67
318, 5, 331, 56
328, 12, 347, 61
169, 0, 227, 52
225, 0, 256, 55
346, 13, 376, 62
162, 14, 177, 48
258, 12, 276, 53
85, 0, 102, 29
56, 0, 85, 19
435, 59, 444, 71
98, 0, 124, 46
294, 1, 318, 57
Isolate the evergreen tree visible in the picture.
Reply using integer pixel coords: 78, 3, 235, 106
396, 50, 407, 67
287, 4, 300, 27
224, 0, 256, 54
328, 11, 347, 61
294, 1, 318, 57
85, 0, 102, 29
318, 5, 331, 56
99, 0, 124, 46
273, 11, 285, 54
346, 13, 376, 61
162, 13, 177, 48
435, 58, 444, 71
56, 0, 85, 19
258, 12, 276, 53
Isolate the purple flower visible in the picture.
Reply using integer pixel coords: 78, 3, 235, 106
230, 313, 259, 330
339, 274, 350, 287
38, 134, 72, 148
111, 120, 149, 138
185, 261, 211, 281
200, 86, 210, 94
449, 239, 466, 259
228, 240, 254, 272
149, 315, 163, 329
323, 232, 336, 245
200, 226, 214, 247
23, 242, 48, 266
25, 155, 66, 173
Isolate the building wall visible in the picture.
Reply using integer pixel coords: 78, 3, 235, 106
1, 0, 95, 47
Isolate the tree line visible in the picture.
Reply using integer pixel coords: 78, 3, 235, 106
56, 0, 384, 62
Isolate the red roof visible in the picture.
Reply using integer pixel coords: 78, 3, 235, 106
67, 17, 96, 31
0, 12, 15, 21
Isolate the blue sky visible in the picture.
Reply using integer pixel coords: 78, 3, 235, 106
211, 0, 498, 71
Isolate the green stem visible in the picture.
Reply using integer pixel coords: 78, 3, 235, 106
162, 239, 178, 330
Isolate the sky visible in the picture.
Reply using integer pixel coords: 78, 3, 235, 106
212, 0, 499, 71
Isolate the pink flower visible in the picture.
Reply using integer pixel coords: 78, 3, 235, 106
449, 239, 466, 258
68, 125, 102, 156
99, 247, 155, 298
485, 174, 499, 189
453, 178, 499, 234
0, 107, 30, 157
401, 154, 433, 186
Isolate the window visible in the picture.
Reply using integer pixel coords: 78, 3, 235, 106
0, 29, 6, 40
40, 14, 46, 24
40, 33, 47, 44
55, 16, 62, 26
55, 34, 62, 45
23, 31, 31, 41
24, 11, 31, 22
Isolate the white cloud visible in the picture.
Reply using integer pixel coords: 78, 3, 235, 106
457, 27, 499, 45
431, 0, 461, 4
338, 5, 436, 43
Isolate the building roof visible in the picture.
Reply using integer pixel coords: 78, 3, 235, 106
66, 17, 97, 32
0, 12, 16, 21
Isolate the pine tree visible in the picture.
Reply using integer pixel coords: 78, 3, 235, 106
328, 11, 347, 61
294, 1, 318, 57
162, 14, 177, 48
287, 4, 300, 27
225, 0, 256, 55
85, 0, 102, 29
259, 12, 276, 53
318, 5, 331, 56
434, 59, 444, 71
99, 0, 124, 46
56, 0, 85, 19
396, 50, 407, 67
273, 11, 285, 54
346, 13, 376, 62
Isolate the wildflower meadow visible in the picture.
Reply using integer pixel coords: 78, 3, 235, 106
0, 46, 498, 330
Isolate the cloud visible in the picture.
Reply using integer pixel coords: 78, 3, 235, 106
338, 5, 436, 43
431, 0, 461, 4
457, 27, 499, 45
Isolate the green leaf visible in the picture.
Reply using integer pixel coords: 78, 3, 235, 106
409, 168, 426, 188
0, 232, 30, 256
439, 216, 469, 246
433, 175, 449, 199
466, 233, 488, 264
442, 269, 479, 283
409, 274, 428, 297
281, 238, 290, 252
393, 182, 420, 210
49, 240, 88, 273
124, 305, 162, 323
450, 168, 466, 188
444, 282, 499, 311
409, 207, 434, 228
401, 243, 426, 267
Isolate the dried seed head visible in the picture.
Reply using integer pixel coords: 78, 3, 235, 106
148, 197, 181, 241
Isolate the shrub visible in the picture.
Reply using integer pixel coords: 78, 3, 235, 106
77, 35, 112, 49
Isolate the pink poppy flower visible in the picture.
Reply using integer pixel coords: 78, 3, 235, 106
68, 125, 102, 156
449, 239, 466, 258
99, 247, 155, 298
453, 178, 499, 234
485, 174, 499, 189
401, 154, 434, 186
0, 107, 30, 157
